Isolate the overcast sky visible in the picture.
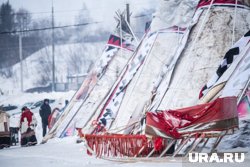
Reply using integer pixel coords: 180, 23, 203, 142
0, 0, 159, 26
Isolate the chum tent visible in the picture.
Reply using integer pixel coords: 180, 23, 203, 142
78, 0, 250, 159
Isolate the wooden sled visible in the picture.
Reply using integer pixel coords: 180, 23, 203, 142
79, 127, 238, 162
78, 97, 239, 162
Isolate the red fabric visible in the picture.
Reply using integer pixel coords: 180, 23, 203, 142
197, 0, 245, 9
20, 109, 33, 126
107, 35, 122, 47
83, 134, 148, 157
154, 137, 163, 151
48, 114, 52, 129
48, 108, 60, 129
78, 131, 158, 157
146, 97, 238, 139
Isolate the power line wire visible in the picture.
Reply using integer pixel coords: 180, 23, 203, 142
0, 9, 89, 17
0, 21, 100, 34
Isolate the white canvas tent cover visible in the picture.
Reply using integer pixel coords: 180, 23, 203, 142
42, 14, 137, 142
151, 0, 250, 112
80, 0, 203, 135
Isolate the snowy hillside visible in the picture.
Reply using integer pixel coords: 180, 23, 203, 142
0, 42, 104, 95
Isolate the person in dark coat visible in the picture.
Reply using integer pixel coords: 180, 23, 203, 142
39, 99, 51, 137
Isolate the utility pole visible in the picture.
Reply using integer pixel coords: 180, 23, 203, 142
126, 3, 130, 24
19, 33, 23, 92
52, 0, 55, 91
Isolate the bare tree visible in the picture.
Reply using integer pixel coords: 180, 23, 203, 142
67, 46, 85, 75
0, 1, 15, 32
31, 18, 51, 45
15, 8, 31, 36
36, 46, 52, 85
75, 3, 91, 25
0, 66, 13, 78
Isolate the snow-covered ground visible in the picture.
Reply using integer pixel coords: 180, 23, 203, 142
0, 89, 181, 166
1, 135, 250, 167
0, 89, 179, 167
0, 136, 182, 167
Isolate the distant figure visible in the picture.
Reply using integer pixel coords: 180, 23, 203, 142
0, 107, 11, 149
65, 100, 69, 106
61, 100, 69, 112
19, 106, 37, 146
39, 99, 51, 137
